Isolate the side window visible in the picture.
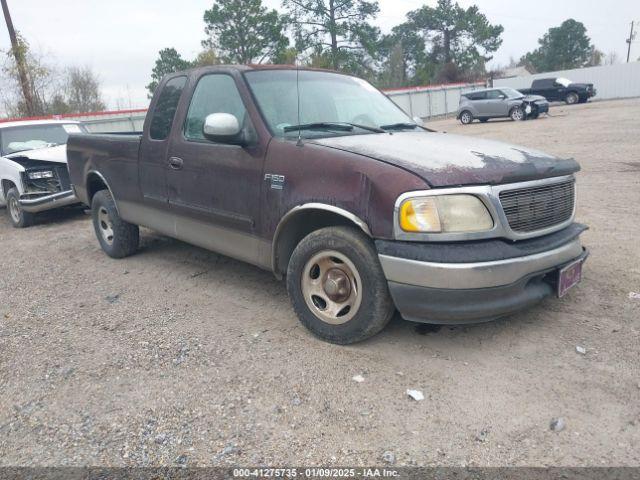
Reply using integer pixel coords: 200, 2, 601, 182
149, 76, 187, 140
184, 74, 247, 141
486, 90, 503, 100
469, 91, 486, 100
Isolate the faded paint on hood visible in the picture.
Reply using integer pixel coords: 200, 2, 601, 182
4, 144, 68, 164
311, 131, 579, 187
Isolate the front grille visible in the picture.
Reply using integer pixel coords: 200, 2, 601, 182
499, 179, 575, 233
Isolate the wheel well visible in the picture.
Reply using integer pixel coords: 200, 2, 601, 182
273, 209, 369, 277
1, 179, 17, 198
86, 173, 108, 204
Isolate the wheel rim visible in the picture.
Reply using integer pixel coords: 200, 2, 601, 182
97, 206, 114, 245
567, 93, 578, 104
512, 108, 524, 121
301, 250, 363, 325
461, 112, 471, 123
8, 197, 21, 223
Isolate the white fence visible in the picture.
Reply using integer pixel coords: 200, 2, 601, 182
385, 82, 486, 119
494, 62, 640, 101
62, 110, 147, 133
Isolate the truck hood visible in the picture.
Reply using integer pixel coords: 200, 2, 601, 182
311, 131, 579, 187
4, 144, 68, 165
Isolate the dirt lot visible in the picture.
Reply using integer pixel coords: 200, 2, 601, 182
0, 99, 638, 467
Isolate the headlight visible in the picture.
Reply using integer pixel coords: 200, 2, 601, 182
28, 170, 54, 180
399, 194, 493, 233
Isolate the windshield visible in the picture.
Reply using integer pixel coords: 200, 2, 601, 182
556, 77, 572, 87
1, 123, 84, 156
501, 87, 524, 99
244, 70, 413, 138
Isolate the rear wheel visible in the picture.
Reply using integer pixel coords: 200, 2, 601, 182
286, 226, 394, 344
6, 188, 35, 228
459, 111, 473, 125
510, 106, 525, 121
91, 190, 139, 258
565, 92, 579, 105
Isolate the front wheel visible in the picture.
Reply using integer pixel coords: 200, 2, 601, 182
91, 190, 139, 258
6, 188, 35, 228
565, 92, 579, 105
286, 226, 395, 344
510, 106, 525, 121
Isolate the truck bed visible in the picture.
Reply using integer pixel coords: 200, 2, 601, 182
67, 133, 142, 206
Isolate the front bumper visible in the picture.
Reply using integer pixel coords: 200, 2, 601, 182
19, 190, 79, 213
377, 225, 587, 324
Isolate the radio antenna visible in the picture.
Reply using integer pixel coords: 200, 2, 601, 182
296, 56, 303, 147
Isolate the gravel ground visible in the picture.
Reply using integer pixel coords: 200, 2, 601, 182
0, 99, 638, 467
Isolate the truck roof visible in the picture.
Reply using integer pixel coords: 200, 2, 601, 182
0, 119, 81, 129
169, 64, 347, 77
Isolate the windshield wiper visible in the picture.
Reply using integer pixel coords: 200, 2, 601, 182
283, 122, 354, 133
380, 122, 419, 131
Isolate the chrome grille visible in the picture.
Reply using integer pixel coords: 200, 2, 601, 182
499, 179, 575, 233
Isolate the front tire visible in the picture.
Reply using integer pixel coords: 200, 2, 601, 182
91, 190, 139, 258
286, 226, 394, 344
459, 111, 473, 125
510, 106, 525, 121
6, 188, 35, 228
565, 92, 579, 105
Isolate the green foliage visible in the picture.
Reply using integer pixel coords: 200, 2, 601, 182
383, 0, 502, 85
146, 48, 194, 96
520, 19, 593, 72
283, 0, 381, 71
203, 0, 289, 64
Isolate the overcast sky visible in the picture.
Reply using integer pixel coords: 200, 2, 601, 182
1, 0, 638, 110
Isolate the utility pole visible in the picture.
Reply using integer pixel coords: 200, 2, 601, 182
1, 0, 35, 116
626, 21, 635, 63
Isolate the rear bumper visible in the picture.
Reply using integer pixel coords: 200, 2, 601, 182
19, 190, 78, 213
377, 227, 587, 324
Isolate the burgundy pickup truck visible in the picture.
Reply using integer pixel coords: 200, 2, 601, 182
67, 65, 588, 344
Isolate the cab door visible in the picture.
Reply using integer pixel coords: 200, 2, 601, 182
166, 73, 265, 238
138, 75, 188, 207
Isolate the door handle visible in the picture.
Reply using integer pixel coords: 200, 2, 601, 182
168, 157, 183, 170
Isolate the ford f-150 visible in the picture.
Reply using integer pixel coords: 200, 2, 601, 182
67, 65, 588, 344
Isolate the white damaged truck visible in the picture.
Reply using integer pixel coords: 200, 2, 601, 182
0, 120, 86, 227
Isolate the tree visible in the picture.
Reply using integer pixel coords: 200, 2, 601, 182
283, 0, 381, 71
1, 38, 56, 117
520, 19, 593, 72
202, 0, 289, 64
1, 0, 36, 115
400, 0, 503, 81
146, 48, 193, 96
64, 67, 105, 112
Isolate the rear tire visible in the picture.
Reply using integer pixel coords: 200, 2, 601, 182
286, 226, 395, 344
91, 190, 139, 258
6, 187, 35, 228
459, 111, 473, 125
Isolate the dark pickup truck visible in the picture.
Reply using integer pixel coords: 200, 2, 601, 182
67, 65, 588, 344
518, 77, 596, 105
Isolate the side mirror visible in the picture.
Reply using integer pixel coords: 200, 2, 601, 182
498, 94, 506, 100
203, 113, 244, 145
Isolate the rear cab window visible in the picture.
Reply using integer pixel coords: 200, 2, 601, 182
149, 76, 188, 140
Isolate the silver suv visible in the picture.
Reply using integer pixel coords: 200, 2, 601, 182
457, 87, 549, 125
